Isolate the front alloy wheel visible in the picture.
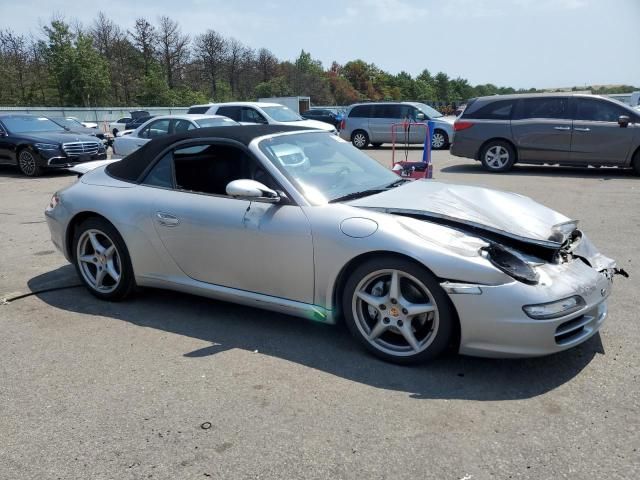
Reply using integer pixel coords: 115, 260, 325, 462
343, 258, 454, 364
18, 150, 41, 177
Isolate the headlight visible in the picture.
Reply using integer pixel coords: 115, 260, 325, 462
34, 143, 60, 151
482, 243, 539, 285
523, 295, 585, 320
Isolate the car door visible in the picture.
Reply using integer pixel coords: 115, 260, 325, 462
369, 105, 402, 143
120, 119, 170, 156
511, 97, 572, 162
570, 97, 638, 165
0, 121, 12, 163
143, 141, 315, 303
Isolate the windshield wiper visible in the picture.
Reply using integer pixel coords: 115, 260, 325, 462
329, 179, 408, 203
329, 188, 386, 203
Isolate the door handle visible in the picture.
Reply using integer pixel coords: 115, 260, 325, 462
155, 212, 180, 227
553, 126, 571, 131
574, 127, 590, 132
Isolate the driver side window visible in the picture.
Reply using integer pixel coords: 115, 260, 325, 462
241, 108, 267, 124
139, 119, 170, 139
142, 143, 279, 196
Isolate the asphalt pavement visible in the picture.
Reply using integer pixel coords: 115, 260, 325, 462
0, 149, 638, 479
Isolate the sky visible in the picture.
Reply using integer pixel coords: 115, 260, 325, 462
0, 0, 638, 89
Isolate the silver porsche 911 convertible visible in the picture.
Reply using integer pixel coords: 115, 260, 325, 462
45, 125, 621, 364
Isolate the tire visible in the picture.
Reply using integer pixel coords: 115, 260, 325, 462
371, 143, 383, 148
342, 257, 454, 365
480, 140, 516, 172
632, 150, 640, 176
351, 130, 369, 149
17, 148, 42, 177
431, 130, 449, 150
72, 217, 135, 301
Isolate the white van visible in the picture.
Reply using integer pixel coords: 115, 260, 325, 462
187, 102, 337, 134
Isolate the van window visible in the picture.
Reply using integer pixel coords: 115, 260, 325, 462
372, 105, 404, 119
515, 97, 569, 120
463, 99, 514, 120
349, 105, 372, 118
575, 98, 628, 122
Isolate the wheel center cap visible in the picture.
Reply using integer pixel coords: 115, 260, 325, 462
389, 306, 400, 317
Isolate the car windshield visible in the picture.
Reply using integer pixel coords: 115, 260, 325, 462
51, 117, 82, 129
194, 117, 238, 128
259, 132, 400, 205
414, 103, 444, 118
2, 116, 65, 133
261, 106, 302, 122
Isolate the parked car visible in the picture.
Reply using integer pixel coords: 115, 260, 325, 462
109, 110, 150, 136
46, 124, 621, 364
0, 114, 106, 177
186, 102, 337, 134
339, 102, 455, 150
49, 116, 110, 145
451, 93, 640, 173
113, 114, 238, 156
66, 116, 98, 129
302, 108, 341, 128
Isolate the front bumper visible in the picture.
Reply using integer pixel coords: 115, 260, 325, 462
445, 259, 614, 358
41, 151, 107, 168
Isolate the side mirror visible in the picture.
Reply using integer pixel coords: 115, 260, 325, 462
415, 112, 426, 121
618, 115, 630, 128
226, 179, 280, 203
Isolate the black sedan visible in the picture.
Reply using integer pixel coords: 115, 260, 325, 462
0, 114, 107, 177
301, 108, 341, 128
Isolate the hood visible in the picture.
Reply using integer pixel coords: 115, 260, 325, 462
349, 180, 573, 247
17, 130, 101, 144
292, 119, 336, 132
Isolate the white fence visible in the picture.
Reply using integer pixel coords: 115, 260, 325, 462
0, 106, 190, 132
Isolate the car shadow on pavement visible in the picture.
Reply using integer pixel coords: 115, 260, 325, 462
441, 163, 638, 179
0, 165, 76, 179
28, 265, 605, 402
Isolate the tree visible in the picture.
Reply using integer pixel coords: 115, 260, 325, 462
157, 16, 190, 88
194, 29, 226, 99
130, 18, 156, 76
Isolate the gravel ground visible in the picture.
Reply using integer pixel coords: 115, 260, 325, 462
0, 149, 638, 480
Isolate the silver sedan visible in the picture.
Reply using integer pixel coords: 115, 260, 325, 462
45, 125, 622, 364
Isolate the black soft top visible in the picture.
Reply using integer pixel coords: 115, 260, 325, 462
107, 124, 312, 183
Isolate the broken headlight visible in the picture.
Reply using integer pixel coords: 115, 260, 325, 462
523, 295, 585, 320
482, 244, 539, 285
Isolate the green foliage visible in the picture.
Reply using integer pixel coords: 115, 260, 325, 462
0, 16, 637, 108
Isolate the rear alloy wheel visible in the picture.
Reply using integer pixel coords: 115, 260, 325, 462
480, 141, 516, 172
17, 149, 41, 177
351, 130, 369, 149
431, 130, 448, 150
343, 257, 454, 364
73, 218, 135, 301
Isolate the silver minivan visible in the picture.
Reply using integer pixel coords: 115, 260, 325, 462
451, 93, 640, 174
339, 102, 455, 150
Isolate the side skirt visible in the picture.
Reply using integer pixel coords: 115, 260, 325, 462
137, 274, 336, 325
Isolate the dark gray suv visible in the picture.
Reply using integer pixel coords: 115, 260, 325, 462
451, 94, 640, 174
